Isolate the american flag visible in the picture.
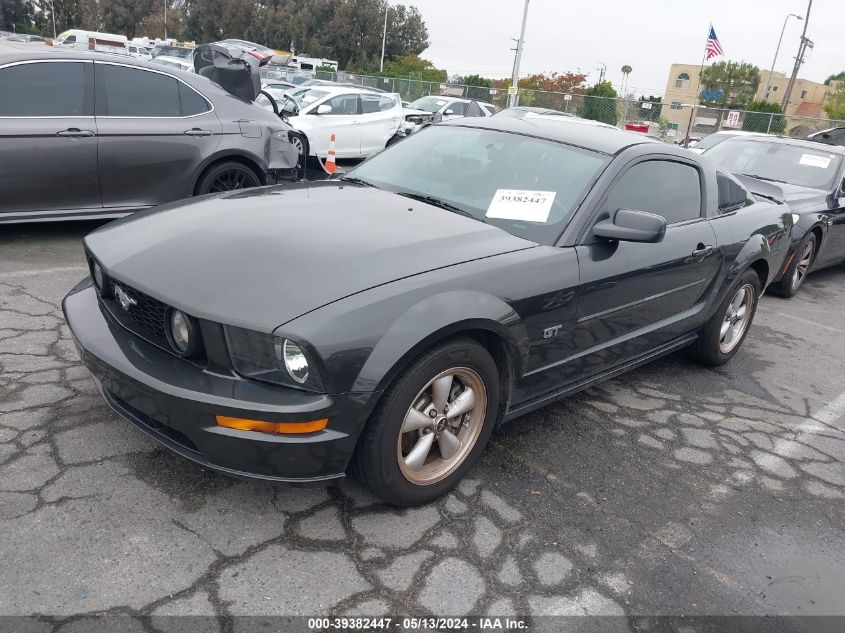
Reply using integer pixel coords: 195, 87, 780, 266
705, 25, 723, 60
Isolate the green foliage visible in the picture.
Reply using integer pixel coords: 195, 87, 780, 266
742, 100, 786, 134
637, 95, 662, 122
580, 81, 618, 125
700, 61, 760, 108
824, 71, 845, 86
380, 54, 446, 82
824, 90, 845, 120
464, 74, 492, 88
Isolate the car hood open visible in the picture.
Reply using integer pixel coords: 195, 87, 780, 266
85, 182, 537, 332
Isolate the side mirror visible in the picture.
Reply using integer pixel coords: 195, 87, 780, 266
316, 104, 333, 115
593, 209, 667, 243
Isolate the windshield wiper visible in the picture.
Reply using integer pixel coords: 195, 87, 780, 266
340, 176, 375, 187
742, 173, 788, 184
395, 191, 481, 221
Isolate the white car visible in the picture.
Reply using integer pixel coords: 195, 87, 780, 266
280, 86, 403, 159
262, 80, 296, 103
688, 130, 768, 153
405, 95, 497, 121
150, 55, 194, 72
126, 43, 153, 61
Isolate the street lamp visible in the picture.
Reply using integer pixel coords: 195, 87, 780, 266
764, 13, 802, 100
380, 1, 388, 73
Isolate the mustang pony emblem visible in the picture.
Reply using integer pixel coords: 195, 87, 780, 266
114, 285, 137, 311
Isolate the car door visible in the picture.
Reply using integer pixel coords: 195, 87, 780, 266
94, 61, 222, 209
571, 158, 719, 376
308, 93, 363, 158
0, 59, 101, 218
359, 94, 402, 155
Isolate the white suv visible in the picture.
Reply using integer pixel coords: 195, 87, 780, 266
280, 85, 403, 159
405, 95, 497, 121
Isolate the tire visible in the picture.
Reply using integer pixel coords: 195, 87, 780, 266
195, 161, 262, 195
770, 232, 817, 298
288, 133, 309, 180
689, 268, 762, 366
353, 338, 500, 506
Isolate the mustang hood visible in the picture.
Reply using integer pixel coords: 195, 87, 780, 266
85, 182, 536, 331
736, 175, 829, 211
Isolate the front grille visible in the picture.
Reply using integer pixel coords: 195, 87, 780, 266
102, 279, 172, 351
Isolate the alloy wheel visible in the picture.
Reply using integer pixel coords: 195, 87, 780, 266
719, 284, 754, 354
791, 240, 814, 291
397, 367, 487, 485
290, 135, 306, 157
209, 169, 260, 193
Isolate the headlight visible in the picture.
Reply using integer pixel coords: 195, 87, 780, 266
225, 326, 324, 392
91, 261, 104, 292
167, 309, 202, 357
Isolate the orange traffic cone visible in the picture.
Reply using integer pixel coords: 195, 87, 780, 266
324, 133, 337, 175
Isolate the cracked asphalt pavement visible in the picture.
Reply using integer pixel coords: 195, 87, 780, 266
1, 221, 844, 631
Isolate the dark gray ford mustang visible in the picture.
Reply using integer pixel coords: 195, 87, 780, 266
64, 118, 793, 505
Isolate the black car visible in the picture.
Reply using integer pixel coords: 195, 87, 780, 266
703, 136, 845, 297
64, 118, 792, 505
808, 127, 845, 147
0, 50, 301, 224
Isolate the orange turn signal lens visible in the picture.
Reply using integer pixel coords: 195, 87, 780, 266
215, 416, 328, 435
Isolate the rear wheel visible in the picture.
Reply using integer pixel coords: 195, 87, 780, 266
354, 338, 500, 506
689, 268, 761, 366
771, 232, 817, 298
195, 161, 262, 195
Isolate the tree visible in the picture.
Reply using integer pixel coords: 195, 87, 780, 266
464, 74, 492, 88
742, 100, 786, 133
381, 54, 445, 82
699, 61, 760, 109
581, 80, 618, 125
824, 71, 845, 86
824, 90, 845, 120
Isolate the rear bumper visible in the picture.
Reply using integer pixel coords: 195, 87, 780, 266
63, 280, 372, 483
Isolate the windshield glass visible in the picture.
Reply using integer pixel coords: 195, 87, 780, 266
408, 96, 449, 113
153, 46, 192, 59
281, 88, 329, 116
705, 139, 842, 190
346, 126, 609, 244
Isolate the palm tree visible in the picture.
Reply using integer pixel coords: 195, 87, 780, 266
621, 65, 632, 95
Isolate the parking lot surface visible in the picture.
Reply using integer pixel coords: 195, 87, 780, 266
1, 221, 844, 630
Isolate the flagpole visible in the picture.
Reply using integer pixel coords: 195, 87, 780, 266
684, 23, 711, 147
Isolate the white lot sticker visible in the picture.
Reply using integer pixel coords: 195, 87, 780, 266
486, 189, 556, 223
799, 154, 832, 168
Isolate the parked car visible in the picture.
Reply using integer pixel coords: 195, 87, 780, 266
65, 118, 792, 505
214, 38, 277, 64
4, 34, 45, 43
808, 127, 845, 147
0, 50, 300, 224
54, 29, 127, 51
262, 80, 296, 102
149, 55, 193, 72
151, 44, 193, 59
126, 43, 153, 61
406, 95, 497, 121
688, 130, 767, 153
279, 85, 403, 159
703, 136, 845, 297
496, 106, 577, 118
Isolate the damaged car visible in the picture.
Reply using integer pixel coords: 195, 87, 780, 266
65, 119, 793, 505
0, 48, 301, 223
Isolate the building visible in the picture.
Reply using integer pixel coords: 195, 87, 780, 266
661, 63, 838, 139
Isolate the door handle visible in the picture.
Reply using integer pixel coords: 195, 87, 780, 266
57, 128, 94, 137
183, 128, 213, 136
692, 244, 714, 257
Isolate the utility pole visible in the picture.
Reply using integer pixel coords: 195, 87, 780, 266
380, 1, 389, 73
508, 0, 530, 108
164, 0, 167, 40
765, 13, 802, 100
597, 63, 606, 85
781, 0, 812, 112
50, 0, 56, 39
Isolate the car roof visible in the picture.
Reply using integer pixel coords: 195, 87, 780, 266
442, 116, 660, 155
0, 48, 186, 68
718, 134, 845, 155
294, 84, 388, 96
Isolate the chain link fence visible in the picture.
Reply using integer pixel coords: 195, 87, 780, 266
263, 67, 843, 144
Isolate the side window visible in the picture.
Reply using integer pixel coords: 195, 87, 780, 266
65, 35, 76, 43
378, 95, 397, 111
178, 82, 211, 116
0, 61, 89, 116
324, 94, 360, 116
603, 160, 702, 224
716, 172, 751, 212
447, 101, 466, 116
96, 64, 180, 117
360, 94, 381, 114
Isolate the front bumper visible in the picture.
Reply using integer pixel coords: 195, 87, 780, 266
62, 280, 372, 483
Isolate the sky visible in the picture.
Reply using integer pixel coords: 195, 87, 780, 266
409, 0, 841, 96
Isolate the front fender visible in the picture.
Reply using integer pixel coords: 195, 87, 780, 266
352, 290, 529, 395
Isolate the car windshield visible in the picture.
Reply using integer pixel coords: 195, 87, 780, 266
154, 46, 192, 59
345, 126, 609, 245
408, 96, 449, 113
705, 139, 843, 190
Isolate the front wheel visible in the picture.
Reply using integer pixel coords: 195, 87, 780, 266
195, 161, 262, 195
689, 268, 761, 366
353, 338, 500, 506
770, 232, 817, 298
